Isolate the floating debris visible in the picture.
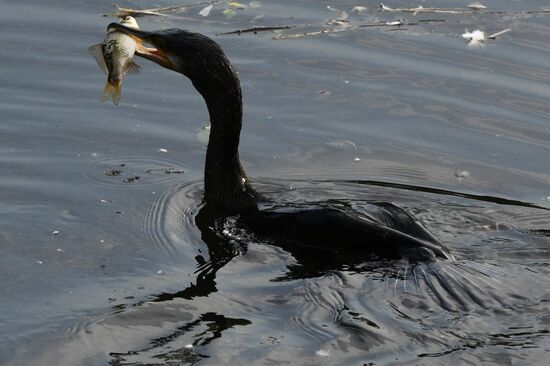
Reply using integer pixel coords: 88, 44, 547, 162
380, 3, 432, 15
379, 3, 474, 15
145, 167, 184, 174
123, 176, 140, 182
52, 230, 60, 235
223, 9, 236, 18
327, 5, 349, 23
156, 270, 164, 275
352, 6, 367, 14
488, 28, 511, 39
228, 1, 247, 9
184, 344, 194, 349
353, 157, 361, 162
158, 148, 168, 153
105, 169, 123, 176
218, 25, 293, 35
199, 4, 213, 17
106, 2, 224, 18
455, 170, 471, 179
248, 1, 262, 9
468, 2, 487, 11
106, 4, 168, 17
462, 30, 485, 46
380, 2, 550, 15
315, 349, 330, 357
99, 199, 112, 203
385, 19, 404, 26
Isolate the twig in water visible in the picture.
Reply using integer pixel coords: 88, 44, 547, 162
218, 26, 293, 36
106, 1, 222, 18
106, 5, 167, 17
273, 20, 441, 40
273, 27, 349, 40
487, 28, 511, 39
380, 3, 469, 15
379, 3, 550, 16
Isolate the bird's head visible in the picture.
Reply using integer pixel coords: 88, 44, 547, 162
107, 24, 233, 84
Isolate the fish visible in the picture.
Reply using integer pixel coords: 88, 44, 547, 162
88, 16, 141, 105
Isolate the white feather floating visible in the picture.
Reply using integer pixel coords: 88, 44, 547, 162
462, 30, 485, 47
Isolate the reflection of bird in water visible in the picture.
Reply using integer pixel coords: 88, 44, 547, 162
109, 23, 453, 265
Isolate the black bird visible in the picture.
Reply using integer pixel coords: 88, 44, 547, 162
109, 24, 453, 263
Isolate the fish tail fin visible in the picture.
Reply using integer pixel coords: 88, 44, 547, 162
112, 83, 121, 106
101, 83, 114, 103
101, 81, 121, 106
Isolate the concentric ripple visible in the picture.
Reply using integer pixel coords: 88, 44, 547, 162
143, 180, 205, 258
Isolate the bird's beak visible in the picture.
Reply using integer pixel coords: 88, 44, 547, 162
107, 23, 174, 71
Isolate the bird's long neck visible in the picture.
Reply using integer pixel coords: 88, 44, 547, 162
192, 61, 258, 214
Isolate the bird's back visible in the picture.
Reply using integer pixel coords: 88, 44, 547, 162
239, 202, 451, 262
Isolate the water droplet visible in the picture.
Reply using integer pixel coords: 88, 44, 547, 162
353, 156, 361, 162
158, 148, 168, 153
52, 230, 60, 235
156, 270, 164, 275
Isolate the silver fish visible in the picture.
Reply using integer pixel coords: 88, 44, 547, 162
88, 16, 141, 105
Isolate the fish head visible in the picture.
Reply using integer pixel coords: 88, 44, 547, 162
119, 16, 139, 29
107, 23, 175, 71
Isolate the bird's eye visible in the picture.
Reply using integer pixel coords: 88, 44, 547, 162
124, 16, 130, 21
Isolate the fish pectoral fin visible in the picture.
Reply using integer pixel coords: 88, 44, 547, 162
124, 60, 141, 74
88, 43, 108, 75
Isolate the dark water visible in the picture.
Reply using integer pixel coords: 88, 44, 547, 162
1, 0, 550, 364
